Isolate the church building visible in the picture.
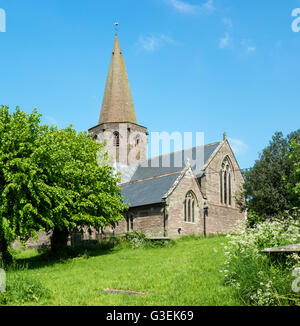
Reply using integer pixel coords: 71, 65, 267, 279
89, 34, 245, 238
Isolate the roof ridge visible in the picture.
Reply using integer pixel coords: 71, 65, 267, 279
143, 141, 221, 163
120, 170, 182, 187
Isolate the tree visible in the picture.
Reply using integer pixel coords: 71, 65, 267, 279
0, 106, 46, 263
0, 106, 127, 262
287, 140, 300, 207
237, 130, 300, 224
35, 125, 127, 251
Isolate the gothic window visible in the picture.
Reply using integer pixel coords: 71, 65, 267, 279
192, 201, 195, 223
93, 134, 98, 141
224, 171, 227, 204
113, 132, 120, 147
229, 173, 232, 206
220, 171, 223, 204
220, 156, 234, 206
184, 191, 196, 223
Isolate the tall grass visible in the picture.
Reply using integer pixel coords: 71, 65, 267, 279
221, 218, 300, 306
2, 235, 240, 306
0, 261, 50, 305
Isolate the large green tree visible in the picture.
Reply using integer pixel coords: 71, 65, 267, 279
35, 124, 127, 251
237, 129, 300, 224
0, 106, 46, 263
0, 106, 127, 262
287, 140, 300, 207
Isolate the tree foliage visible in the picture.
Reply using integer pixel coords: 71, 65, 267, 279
0, 106, 127, 261
237, 130, 300, 222
287, 140, 300, 207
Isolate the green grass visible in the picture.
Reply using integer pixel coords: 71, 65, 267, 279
4, 235, 242, 306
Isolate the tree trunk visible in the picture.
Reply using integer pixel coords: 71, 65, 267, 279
50, 227, 69, 253
0, 236, 13, 265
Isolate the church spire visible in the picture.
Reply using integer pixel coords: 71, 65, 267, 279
99, 34, 137, 124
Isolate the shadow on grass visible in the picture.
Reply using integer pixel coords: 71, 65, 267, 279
14, 240, 119, 271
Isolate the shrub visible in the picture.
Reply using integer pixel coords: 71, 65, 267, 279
119, 231, 174, 249
221, 217, 300, 306
122, 231, 149, 249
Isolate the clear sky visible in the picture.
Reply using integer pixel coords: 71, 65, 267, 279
0, 0, 300, 169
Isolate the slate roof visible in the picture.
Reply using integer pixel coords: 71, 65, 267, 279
130, 142, 220, 181
121, 172, 181, 208
120, 142, 221, 208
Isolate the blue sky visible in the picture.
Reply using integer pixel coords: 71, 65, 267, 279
0, 0, 300, 169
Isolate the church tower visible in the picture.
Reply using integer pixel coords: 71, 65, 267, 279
89, 34, 148, 167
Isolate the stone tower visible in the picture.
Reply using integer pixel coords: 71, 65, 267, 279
89, 34, 148, 169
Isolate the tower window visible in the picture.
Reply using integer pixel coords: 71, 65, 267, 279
113, 132, 120, 147
135, 134, 141, 146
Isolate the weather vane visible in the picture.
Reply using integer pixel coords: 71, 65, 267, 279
114, 22, 119, 34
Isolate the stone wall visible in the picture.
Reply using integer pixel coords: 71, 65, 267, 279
202, 140, 245, 233
166, 168, 204, 238
104, 204, 165, 237
12, 231, 51, 250
89, 122, 148, 166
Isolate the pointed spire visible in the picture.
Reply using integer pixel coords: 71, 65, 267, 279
99, 34, 137, 124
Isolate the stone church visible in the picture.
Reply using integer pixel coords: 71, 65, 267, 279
89, 34, 245, 238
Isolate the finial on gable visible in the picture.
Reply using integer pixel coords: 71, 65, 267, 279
186, 158, 191, 167
223, 131, 227, 141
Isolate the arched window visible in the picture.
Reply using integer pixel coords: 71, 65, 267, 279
229, 173, 232, 206
192, 201, 195, 223
113, 132, 120, 147
220, 156, 234, 206
184, 191, 196, 223
224, 171, 227, 204
220, 171, 223, 204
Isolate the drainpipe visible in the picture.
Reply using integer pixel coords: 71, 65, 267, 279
203, 202, 209, 237
163, 202, 169, 238
163, 206, 166, 237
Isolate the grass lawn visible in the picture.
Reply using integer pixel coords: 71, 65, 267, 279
5, 235, 242, 306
